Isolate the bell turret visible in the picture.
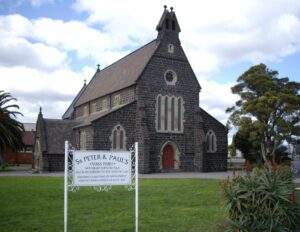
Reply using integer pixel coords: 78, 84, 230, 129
156, 5, 181, 42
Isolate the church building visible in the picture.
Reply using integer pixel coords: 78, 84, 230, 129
34, 6, 228, 173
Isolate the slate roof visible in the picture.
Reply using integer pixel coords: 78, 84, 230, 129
43, 119, 80, 154
75, 40, 159, 107
199, 107, 227, 129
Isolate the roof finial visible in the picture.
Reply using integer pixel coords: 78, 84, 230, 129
170, 6, 173, 12
164, 5, 167, 11
84, 79, 87, 86
39, 106, 43, 117
97, 64, 100, 72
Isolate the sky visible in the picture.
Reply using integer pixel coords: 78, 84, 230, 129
1, 0, 300, 142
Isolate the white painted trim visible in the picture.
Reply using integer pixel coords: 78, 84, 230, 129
164, 69, 177, 85
109, 123, 127, 151
206, 130, 217, 153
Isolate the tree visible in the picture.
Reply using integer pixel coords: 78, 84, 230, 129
233, 117, 261, 163
227, 63, 300, 162
0, 91, 24, 165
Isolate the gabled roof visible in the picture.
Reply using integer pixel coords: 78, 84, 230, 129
75, 40, 159, 107
62, 82, 87, 119
199, 107, 227, 130
43, 119, 80, 154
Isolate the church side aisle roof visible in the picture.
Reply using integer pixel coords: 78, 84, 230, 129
75, 40, 159, 107
43, 119, 80, 154
73, 100, 136, 128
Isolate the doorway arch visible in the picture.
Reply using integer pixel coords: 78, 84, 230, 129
159, 141, 181, 170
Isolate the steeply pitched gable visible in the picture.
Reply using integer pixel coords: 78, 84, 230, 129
75, 40, 159, 107
200, 107, 227, 130
62, 81, 87, 119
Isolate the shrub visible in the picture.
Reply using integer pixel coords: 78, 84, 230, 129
221, 166, 300, 232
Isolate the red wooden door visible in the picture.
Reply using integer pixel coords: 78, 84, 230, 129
162, 145, 174, 169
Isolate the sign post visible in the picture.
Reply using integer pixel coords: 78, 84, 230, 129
64, 141, 138, 232
64, 141, 68, 232
135, 142, 138, 232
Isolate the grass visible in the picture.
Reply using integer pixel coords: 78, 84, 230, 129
0, 177, 227, 232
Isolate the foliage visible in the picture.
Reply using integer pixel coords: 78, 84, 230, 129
233, 117, 261, 163
295, 140, 300, 156
0, 177, 226, 232
226, 63, 300, 161
221, 166, 300, 232
274, 145, 291, 164
0, 91, 24, 164
228, 135, 237, 158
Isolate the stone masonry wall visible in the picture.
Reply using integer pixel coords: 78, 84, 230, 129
92, 102, 136, 152
136, 38, 201, 173
43, 154, 64, 171
201, 109, 228, 172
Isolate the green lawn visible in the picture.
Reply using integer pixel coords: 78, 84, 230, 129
0, 177, 227, 232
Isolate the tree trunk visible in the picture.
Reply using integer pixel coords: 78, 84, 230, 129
261, 142, 267, 162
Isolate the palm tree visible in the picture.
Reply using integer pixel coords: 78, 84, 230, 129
0, 91, 24, 165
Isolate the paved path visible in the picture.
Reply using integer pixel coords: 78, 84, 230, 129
0, 167, 235, 179
1, 166, 300, 183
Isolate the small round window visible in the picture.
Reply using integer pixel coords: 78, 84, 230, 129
164, 70, 177, 85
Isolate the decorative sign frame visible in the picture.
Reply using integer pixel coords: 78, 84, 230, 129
64, 141, 138, 232
72, 150, 132, 186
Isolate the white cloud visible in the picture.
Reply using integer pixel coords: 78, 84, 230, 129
1, 0, 300, 130
0, 14, 68, 71
31, 18, 113, 61
0, 66, 91, 122
0, 14, 33, 37
72, 0, 300, 77
0, 37, 67, 70
199, 79, 239, 125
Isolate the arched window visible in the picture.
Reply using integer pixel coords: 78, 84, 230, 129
79, 129, 87, 150
168, 44, 174, 53
166, 19, 169, 29
172, 20, 176, 30
206, 130, 217, 153
156, 95, 184, 133
110, 124, 127, 150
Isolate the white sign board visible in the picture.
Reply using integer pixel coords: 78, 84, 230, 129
72, 150, 132, 186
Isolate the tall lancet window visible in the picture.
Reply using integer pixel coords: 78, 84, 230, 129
110, 124, 127, 150
79, 129, 87, 150
206, 130, 217, 153
156, 95, 184, 133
